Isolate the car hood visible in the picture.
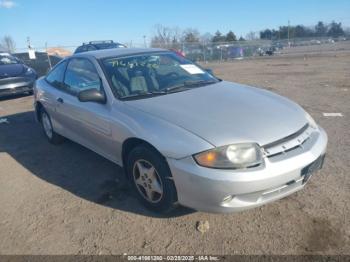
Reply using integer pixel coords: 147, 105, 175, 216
0, 63, 25, 78
126, 81, 308, 147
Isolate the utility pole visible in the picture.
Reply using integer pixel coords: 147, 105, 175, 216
220, 46, 223, 62
26, 37, 31, 49
288, 20, 290, 47
45, 42, 52, 70
27, 36, 36, 60
203, 41, 206, 63
143, 35, 147, 48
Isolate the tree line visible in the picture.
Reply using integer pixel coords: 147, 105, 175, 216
0, 35, 16, 53
260, 21, 346, 40
151, 21, 348, 47
150, 24, 249, 48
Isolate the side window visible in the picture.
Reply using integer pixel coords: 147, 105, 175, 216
45, 61, 67, 88
63, 58, 101, 95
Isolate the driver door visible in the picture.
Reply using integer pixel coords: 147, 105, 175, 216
57, 58, 116, 160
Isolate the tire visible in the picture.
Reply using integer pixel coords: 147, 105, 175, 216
126, 144, 178, 213
40, 108, 64, 145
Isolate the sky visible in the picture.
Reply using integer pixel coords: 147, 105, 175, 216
0, 0, 349, 50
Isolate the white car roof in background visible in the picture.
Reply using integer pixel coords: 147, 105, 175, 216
74, 48, 167, 59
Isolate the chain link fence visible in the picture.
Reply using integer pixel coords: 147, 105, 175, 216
149, 36, 348, 62
8, 36, 349, 76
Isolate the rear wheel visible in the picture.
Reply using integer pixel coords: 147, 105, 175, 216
126, 145, 178, 213
40, 109, 64, 144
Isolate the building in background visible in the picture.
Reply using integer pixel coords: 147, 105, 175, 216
46, 47, 72, 57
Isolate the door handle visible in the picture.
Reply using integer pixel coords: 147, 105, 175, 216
57, 97, 64, 103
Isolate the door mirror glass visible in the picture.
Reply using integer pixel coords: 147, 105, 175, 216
78, 88, 106, 104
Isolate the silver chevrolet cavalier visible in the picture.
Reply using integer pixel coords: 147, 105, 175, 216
34, 48, 327, 213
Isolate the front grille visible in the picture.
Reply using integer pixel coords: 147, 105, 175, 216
0, 77, 28, 85
262, 124, 313, 158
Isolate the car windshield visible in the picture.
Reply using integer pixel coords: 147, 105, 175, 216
0, 54, 20, 65
102, 52, 219, 99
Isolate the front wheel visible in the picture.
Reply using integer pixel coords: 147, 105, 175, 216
126, 145, 178, 213
40, 109, 64, 145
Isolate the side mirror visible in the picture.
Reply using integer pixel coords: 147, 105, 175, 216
78, 88, 106, 104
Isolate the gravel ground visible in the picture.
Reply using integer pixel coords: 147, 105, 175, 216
0, 47, 349, 255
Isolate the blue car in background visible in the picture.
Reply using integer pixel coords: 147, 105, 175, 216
0, 53, 37, 98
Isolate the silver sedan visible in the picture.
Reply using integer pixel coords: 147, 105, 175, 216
34, 48, 327, 213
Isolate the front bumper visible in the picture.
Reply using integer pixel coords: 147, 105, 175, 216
0, 77, 35, 97
167, 127, 328, 213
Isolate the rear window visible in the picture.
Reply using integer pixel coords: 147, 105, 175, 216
75, 46, 87, 54
95, 43, 119, 50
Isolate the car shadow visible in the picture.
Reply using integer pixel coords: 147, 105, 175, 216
0, 110, 194, 218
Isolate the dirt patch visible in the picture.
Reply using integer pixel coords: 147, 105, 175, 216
306, 218, 346, 252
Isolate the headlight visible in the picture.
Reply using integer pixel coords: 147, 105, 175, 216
193, 143, 263, 169
305, 112, 318, 129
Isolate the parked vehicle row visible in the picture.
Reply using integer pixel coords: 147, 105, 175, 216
0, 40, 127, 98
14, 51, 62, 77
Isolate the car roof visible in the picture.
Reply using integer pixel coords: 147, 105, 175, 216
83, 40, 114, 45
73, 47, 167, 59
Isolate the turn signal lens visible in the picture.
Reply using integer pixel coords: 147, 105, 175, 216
195, 151, 217, 166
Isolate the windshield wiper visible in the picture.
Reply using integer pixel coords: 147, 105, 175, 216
165, 80, 218, 93
121, 90, 167, 100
